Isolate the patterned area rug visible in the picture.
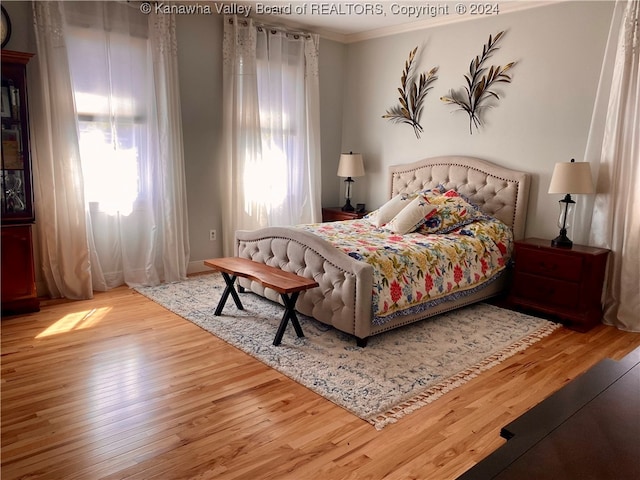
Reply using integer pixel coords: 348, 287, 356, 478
136, 274, 559, 429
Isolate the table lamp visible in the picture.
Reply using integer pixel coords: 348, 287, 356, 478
337, 152, 365, 212
548, 158, 595, 248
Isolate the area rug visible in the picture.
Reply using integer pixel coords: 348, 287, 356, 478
136, 274, 559, 429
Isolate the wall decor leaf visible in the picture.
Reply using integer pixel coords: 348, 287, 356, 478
382, 46, 438, 139
441, 31, 516, 134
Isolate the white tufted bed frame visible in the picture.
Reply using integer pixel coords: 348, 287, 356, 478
235, 156, 530, 346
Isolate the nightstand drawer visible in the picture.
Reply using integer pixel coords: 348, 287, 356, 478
516, 248, 583, 282
512, 272, 580, 309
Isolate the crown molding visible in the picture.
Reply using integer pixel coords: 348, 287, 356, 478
346, 1, 557, 43
250, 1, 562, 44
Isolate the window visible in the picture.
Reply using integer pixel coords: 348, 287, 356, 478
247, 31, 307, 218
67, 25, 150, 215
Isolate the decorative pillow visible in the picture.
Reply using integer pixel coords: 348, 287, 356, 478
364, 193, 416, 227
385, 195, 437, 234
417, 190, 487, 234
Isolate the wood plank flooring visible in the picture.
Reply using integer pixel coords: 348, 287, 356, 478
2, 282, 639, 479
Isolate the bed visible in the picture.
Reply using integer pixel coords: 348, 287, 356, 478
235, 156, 530, 346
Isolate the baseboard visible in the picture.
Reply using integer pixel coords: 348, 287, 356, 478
188, 260, 212, 275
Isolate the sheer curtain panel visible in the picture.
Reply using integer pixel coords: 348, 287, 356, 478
588, 0, 639, 332
221, 16, 322, 256
31, 2, 93, 299
148, 13, 191, 284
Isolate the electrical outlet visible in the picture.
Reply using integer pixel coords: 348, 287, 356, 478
209, 229, 217, 241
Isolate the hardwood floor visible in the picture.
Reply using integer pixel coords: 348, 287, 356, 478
2, 284, 638, 479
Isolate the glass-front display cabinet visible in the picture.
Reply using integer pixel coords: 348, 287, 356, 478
1, 50, 39, 314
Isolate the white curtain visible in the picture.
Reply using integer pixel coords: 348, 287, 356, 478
31, 1, 189, 296
31, 2, 92, 299
587, 0, 639, 332
221, 16, 322, 256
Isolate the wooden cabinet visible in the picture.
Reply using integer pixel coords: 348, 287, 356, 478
1, 50, 38, 315
321, 207, 368, 222
508, 238, 609, 332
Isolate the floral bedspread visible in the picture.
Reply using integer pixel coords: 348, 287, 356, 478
297, 218, 513, 325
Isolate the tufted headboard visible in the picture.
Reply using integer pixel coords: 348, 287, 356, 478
389, 156, 530, 240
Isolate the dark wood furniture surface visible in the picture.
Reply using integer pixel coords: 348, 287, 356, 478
321, 207, 368, 222
204, 257, 319, 345
1, 50, 38, 315
458, 347, 640, 479
508, 237, 609, 331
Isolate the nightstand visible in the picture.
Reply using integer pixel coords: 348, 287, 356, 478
508, 238, 609, 332
321, 207, 368, 222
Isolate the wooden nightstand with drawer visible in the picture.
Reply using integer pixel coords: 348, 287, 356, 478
508, 238, 610, 332
321, 207, 368, 222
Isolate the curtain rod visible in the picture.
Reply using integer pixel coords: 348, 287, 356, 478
226, 17, 311, 39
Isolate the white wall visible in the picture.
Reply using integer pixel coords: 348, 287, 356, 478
175, 14, 225, 272
319, 38, 348, 208
340, 1, 615, 242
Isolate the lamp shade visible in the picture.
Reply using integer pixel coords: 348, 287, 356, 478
548, 160, 595, 194
337, 153, 365, 178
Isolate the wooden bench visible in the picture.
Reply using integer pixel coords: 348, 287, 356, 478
203, 257, 319, 346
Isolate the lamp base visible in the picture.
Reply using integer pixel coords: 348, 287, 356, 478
551, 232, 573, 248
341, 199, 355, 212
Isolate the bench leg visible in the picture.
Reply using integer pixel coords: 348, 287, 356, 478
273, 292, 304, 346
214, 273, 244, 316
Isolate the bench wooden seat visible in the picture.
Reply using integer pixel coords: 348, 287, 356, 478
204, 257, 319, 346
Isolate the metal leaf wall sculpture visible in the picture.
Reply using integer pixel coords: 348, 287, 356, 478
441, 31, 515, 134
382, 47, 438, 139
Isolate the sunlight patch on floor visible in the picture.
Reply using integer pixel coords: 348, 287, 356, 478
36, 307, 111, 338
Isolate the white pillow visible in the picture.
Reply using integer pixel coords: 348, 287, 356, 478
385, 196, 437, 234
365, 193, 415, 227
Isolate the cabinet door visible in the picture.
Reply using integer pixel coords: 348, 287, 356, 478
1, 50, 35, 224
1, 224, 38, 313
